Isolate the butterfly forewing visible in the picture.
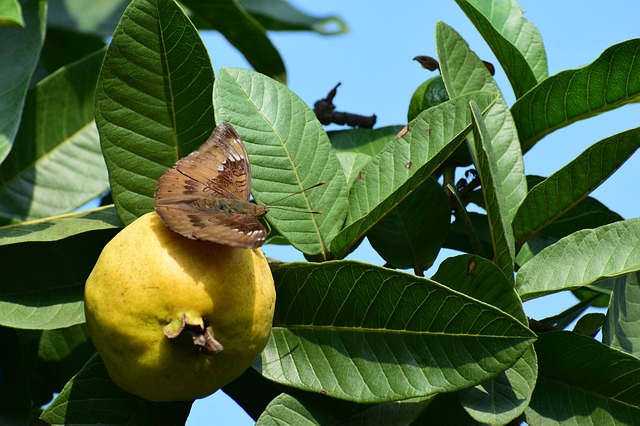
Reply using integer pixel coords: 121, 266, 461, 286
155, 123, 251, 202
154, 122, 268, 248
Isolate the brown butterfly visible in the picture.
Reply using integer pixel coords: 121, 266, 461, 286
154, 122, 269, 249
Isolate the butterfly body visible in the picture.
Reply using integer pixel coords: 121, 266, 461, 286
154, 123, 268, 249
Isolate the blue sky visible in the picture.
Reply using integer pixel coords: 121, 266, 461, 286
187, 2, 640, 424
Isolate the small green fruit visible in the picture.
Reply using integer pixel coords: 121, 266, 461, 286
84, 212, 275, 402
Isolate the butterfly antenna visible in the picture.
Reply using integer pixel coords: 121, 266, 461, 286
268, 206, 323, 214
267, 181, 326, 214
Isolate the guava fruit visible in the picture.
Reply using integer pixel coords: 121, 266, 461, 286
84, 211, 275, 402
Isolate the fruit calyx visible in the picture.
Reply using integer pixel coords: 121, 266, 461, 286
162, 313, 224, 355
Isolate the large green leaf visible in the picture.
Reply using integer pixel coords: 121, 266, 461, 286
0, 0, 46, 162
95, 0, 215, 225
436, 21, 526, 227
39, 27, 106, 74
432, 255, 535, 424
602, 272, 640, 357
517, 217, 640, 300
468, 101, 516, 281
41, 354, 192, 425
525, 331, 640, 424
239, 0, 348, 35
331, 91, 497, 258
456, 0, 547, 98
256, 392, 431, 426
184, 0, 286, 83
257, 261, 536, 403
0, 208, 119, 329
0, 205, 121, 244
0, 48, 109, 221
512, 38, 640, 153
214, 67, 348, 258
513, 129, 640, 249
367, 177, 450, 276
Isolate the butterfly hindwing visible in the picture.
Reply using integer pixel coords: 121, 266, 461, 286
155, 202, 267, 248
154, 122, 268, 248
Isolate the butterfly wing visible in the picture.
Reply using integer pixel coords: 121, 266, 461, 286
155, 200, 267, 249
155, 122, 252, 204
154, 122, 267, 248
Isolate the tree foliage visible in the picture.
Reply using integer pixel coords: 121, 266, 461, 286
1, 0, 639, 424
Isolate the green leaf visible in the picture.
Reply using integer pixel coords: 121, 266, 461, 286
15, 329, 55, 408
468, 101, 516, 282
459, 347, 536, 425
367, 177, 450, 276
257, 261, 536, 403
446, 184, 488, 258
40, 353, 192, 425
516, 194, 623, 267
513, 129, 640, 248
256, 392, 431, 426
0, 227, 117, 329
39, 27, 106, 74
184, 0, 286, 83
239, 0, 348, 35
603, 272, 640, 357
47, 0, 128, 37
525, 331, 640, 424
256, 393, 349, 426
407, 75, 472, 167
223, 367, 282, 421
95, 0, 215, 225
432, 254, 526, 324
572, 312, 605, 337
512, 38, 640, 153
517, 218, 640, 300
0, 48, 109, 221
455, 0, 547, 97
432, 255, 535, 424
334, 397, 432, 426
0, 327, 30, 425
536, 193, 623, 241
436, 21, 527, 226
407, 76, 449, 123
0, 0, 24, 26
0, 205, 122, 245
411, 393, 475, 425
37, 324, 96, 391
0, 0, 46, 162
214, 67, 348, 258
445, 211, 493, 255
329, 125, 403, 188
331, 91, 497, 258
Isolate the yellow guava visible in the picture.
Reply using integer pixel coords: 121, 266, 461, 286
84, 211, 275, 402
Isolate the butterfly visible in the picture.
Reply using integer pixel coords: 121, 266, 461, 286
154, 122, 269, 249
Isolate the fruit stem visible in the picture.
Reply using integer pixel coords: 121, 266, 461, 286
162, 313, 224, 355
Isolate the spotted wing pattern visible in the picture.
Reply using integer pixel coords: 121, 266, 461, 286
154, 122, 267, 248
